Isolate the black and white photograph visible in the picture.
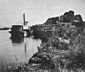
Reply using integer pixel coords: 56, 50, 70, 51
0, 0, 85, 72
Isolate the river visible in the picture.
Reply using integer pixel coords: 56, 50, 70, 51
0, 30, 41, 69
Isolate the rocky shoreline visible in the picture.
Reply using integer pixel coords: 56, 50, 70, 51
3, 10, 85, 72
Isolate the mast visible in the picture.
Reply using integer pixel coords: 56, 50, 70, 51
23, 13, 28, 26
23, 13, 26, 25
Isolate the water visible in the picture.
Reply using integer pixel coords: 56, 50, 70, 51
0, 30, 41, 68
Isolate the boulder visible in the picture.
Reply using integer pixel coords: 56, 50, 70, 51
28, 52, 55, 70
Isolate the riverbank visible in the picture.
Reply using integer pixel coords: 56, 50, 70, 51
3, 10, 85, 72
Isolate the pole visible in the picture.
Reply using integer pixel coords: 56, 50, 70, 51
23, 13, 25, 25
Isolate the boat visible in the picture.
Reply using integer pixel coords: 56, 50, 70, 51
9, 13, 31, 37
9, 25, 24, 38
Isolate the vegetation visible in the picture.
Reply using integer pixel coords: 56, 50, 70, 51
2, 10, 85, 72
28, 10, 85, 72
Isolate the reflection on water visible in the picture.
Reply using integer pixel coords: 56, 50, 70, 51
10, 36, 24, 44
0, 30, 41, 69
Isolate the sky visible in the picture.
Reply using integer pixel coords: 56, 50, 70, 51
0, 0, 85, 27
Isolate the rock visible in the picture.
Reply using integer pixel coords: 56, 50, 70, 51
28, 52, 55, 70
45, 17, 59, 25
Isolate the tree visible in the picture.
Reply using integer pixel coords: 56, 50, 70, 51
74, 14, 83, 22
